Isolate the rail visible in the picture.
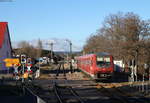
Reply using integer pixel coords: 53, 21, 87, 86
97, 83, 150, 103
53, 82, 85, 103
23, 84, 46, 103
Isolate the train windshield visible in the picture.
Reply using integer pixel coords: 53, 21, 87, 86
96, 56, 111, 67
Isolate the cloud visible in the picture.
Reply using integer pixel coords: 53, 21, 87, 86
12, 38, 82, 52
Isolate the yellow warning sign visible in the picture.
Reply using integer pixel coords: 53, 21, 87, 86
3, 58, 20, 67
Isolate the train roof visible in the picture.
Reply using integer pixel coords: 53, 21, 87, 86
76, 52, 111, 59
96, 52, 111, 56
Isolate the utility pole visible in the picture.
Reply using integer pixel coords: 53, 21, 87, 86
70, 42, 73, 73
135, 48, 138, 81
46, 41, 54, 64
50, 43, 53, 63
66, 39, 73, 73
21, 54, 26, 83
70, 42, 72, 58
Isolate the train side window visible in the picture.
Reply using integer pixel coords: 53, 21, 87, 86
86, 60, 88, 65
88, 60, 90, 65
90, 60, 92, 66
90, 58, 93, 66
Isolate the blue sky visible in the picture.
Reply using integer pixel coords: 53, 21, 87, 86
0, 0, 150, 48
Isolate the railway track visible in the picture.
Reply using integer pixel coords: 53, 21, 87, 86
53, 82, 84, 103
97, 83, 150, 103
111, 86, 150, 103
52, 61, 85, 103
98, 84, 128, 103
20, 62, 149, 103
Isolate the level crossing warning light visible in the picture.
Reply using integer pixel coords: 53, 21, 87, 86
27, 58, 32, 64
21, 54, 26, 64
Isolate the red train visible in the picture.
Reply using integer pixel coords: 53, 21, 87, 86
75, 52, 114, 80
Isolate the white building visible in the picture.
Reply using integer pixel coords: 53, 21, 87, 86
114, 60, 124, 72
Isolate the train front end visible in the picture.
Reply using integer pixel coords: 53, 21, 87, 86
93, 53, 114, 80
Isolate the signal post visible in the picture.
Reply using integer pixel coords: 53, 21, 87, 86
21, 54, 26, 83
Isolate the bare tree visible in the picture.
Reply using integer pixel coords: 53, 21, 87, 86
16, 41, 36, 58
84, 12, 150, 69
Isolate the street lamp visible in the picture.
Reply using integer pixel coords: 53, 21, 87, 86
65, 39, 73, 73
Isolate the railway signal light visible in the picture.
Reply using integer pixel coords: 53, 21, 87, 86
27, 58, 32, 64
21, 54, 26, 64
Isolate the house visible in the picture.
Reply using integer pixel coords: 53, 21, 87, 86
0, 22, 12, 72
114, 60, 125, 72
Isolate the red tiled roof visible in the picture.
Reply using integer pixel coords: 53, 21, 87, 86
0, 22, 7, 48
